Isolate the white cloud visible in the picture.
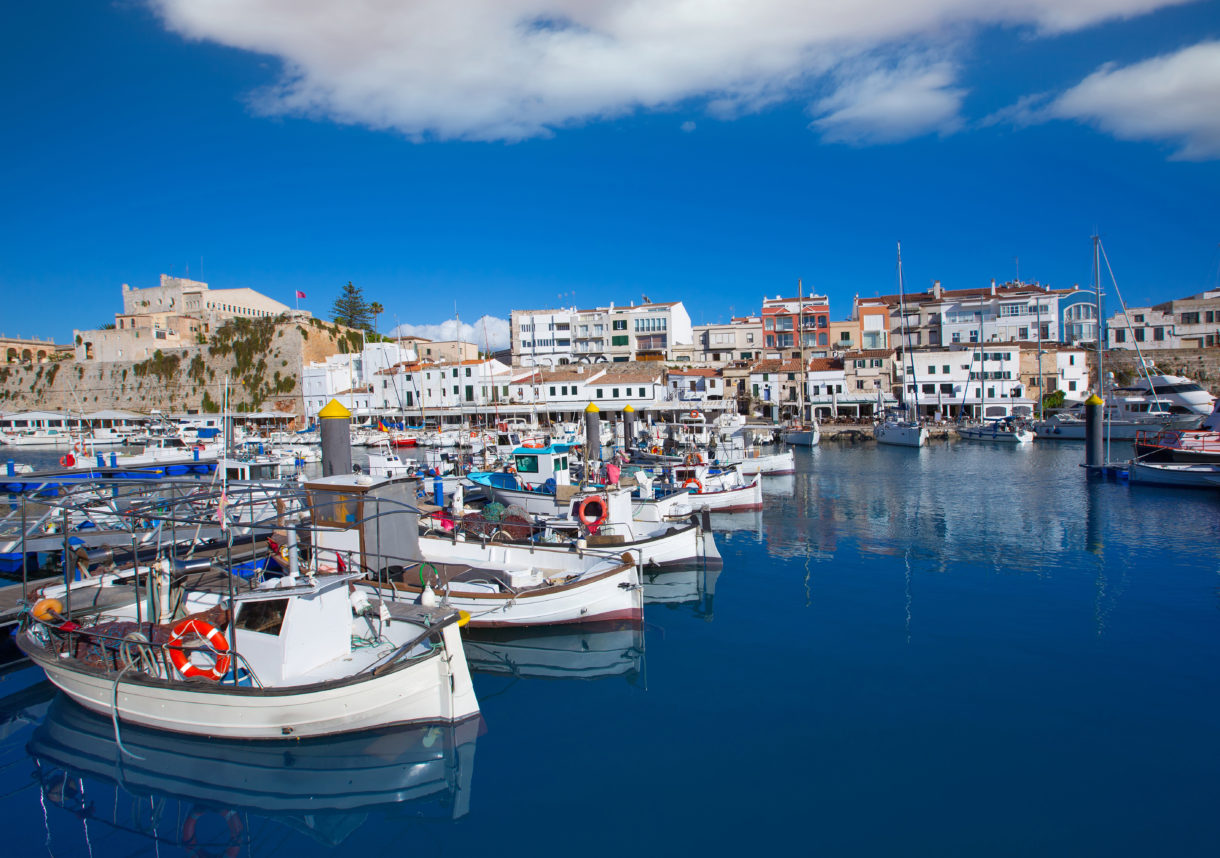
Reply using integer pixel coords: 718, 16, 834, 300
1048, 40, 1220, 160
149, 0, 1190, 143
811, 58, 965, 143
388, 315, 512, 352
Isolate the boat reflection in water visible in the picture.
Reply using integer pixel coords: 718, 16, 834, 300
27, 696, 478, 851
463, 621, 644, 682
641, 566, 720, 620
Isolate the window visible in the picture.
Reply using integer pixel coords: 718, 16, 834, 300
549, 386, 556, 396
951, 332, 961, 343
856, 380, 865, 390
787, 373, 795, 381
1019, 327, 1028, 339
872, 359, 883, 368
611, 335, 629, 346
465, 367, 471, 377
1182, 312, 1200, 324
514, 454, 540, 474
639, 388, 646, 397
1153, 327, 1165, 341
1069, 380, 1077, 391
596, 388, 604, 398
818, 333, 827, 345
1133, 314, 1145, 323
612, 320, 627, 330
928, 365, 936, 374
741, 352, 752, 360
940, 383, 954, 394
613, 388, 620, 398
922, 384, 935, 394
1135, 329, 1145, 342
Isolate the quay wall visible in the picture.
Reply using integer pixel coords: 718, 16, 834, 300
0, 317, 355, 420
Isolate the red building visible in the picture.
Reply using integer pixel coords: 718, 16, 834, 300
761, 293, 830, 356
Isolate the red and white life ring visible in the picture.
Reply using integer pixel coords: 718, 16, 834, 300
689, 410, 699, 418
182, 807, 243, 858
169, 618, 231, 680
576, 495, 608, 533
59, 452, 75, 468
683, 478, 703, 494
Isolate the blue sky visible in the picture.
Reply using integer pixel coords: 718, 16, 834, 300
2, 0, 1219, 349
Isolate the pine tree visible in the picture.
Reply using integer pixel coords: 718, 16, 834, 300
331, 281, 371, 329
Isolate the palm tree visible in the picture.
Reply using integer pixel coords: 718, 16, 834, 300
369, 301, 384, 335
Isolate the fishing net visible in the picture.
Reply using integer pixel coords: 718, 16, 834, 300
482, 502, 506, 522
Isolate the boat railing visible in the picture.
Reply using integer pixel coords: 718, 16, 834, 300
26, 618, 267, 688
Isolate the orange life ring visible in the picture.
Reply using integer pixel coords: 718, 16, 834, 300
650, 446, 660, 455
182, 807, 243, 858
576, 495, 608, 533
689, 410, 699, 418
169, 618, 231, 680
683, 478, 703, 493
507, 465, 517, 474
59, 452, 75, 468
522, 441, 544, 448
684, 453, 696, 465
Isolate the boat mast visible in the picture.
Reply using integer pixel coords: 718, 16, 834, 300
1093, 234, 1105, 402
897, 242, 920, 421
797, 278, 805, 426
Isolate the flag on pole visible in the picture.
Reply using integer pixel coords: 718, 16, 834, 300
295, 290, 306, 299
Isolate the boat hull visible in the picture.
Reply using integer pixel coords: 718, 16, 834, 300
1127, 461, 1220, 489
682, 479, 763, 512
874, 422, 927, 447
16, 625, 478, 739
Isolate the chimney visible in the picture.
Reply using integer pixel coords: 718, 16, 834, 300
990, 279, 997, 296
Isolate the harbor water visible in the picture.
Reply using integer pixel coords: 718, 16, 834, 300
1, 441, 1217, 855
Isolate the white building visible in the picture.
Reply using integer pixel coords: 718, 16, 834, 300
667, 369, 725, 403
902, 346, 1033, 419
512, 301, 693, 366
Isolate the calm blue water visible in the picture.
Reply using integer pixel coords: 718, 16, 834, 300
1, 441, 1218, 856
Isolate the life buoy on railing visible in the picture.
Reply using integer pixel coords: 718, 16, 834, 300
576, 495, 608, 533
59, 452, 75, 468
689, 410, 699, 418
683, 478, 703, 494
182, 807, 243, 858
168, 618, 232, 680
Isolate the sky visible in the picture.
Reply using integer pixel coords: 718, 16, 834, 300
2, 0, 1219, 352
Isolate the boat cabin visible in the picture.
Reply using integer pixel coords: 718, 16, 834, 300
304, 473, 421, 574
510, 445, 572, 490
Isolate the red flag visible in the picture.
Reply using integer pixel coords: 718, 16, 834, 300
295, 290, 306, 299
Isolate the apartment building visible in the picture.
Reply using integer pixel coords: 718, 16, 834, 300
512, 301, 693, 366
690, 316, 764, 364
1018, 345, 1090, 403
1106, 289, 1220, 350
901, 346, 1034, 419
760, 292, 830, 358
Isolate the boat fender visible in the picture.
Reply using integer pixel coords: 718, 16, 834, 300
182, 807, 243, 858
168, 618, 232, 680
31, 597, 64, 623
59, 452, 75, 468
349, 586, 372, 617
683, 478, 703, 494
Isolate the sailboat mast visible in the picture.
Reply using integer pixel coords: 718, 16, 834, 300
797, 278, 805, 425
897, 242, 919, 419
1093, 234, 1104, 401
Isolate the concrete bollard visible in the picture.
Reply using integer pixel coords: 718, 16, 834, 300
1084, 393, 1104, 472
585, 402, 601, 468
319, 399, 353, 477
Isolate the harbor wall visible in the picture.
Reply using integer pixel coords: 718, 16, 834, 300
0, 317, 357, 420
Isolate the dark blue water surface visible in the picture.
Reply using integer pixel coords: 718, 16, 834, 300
2, 441, 1218, 856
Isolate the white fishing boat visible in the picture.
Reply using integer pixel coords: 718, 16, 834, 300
380, 551, 642, 628
1127, 460, 1220, 489
721, 446, 796, 476
16, 475, 481, 739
